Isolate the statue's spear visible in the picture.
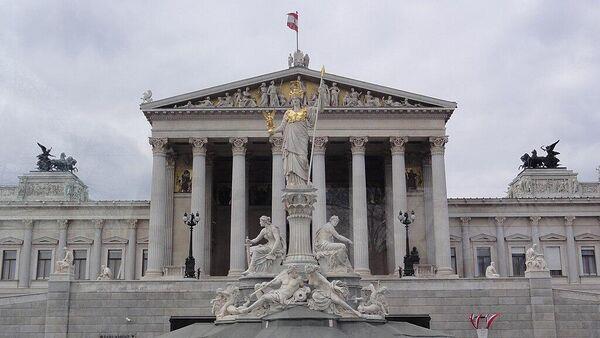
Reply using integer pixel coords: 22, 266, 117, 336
308, 66, 325, 183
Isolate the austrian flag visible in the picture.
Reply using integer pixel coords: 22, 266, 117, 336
287, 12, 298, 32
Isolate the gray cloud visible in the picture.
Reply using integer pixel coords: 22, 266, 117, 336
1, 1, 598, 199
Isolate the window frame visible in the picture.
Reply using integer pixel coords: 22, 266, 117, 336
474, 245, 493, 278
35, 249, 54, 280
542, 245, 564, 277
580, 245, 598, 276
1, 249, 18, 281
72, 248, 89, 280
508, 245, 526, 277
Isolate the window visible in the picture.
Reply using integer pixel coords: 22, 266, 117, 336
1, 250, 17, 280
511, 247, 526, 277
36, 250, 52, 279
107, 250, 122, 279
73, 250, 87, 280
142, 249, 148, 277
476, 247, 491, 277
582, 247, 597, 276
544, 246, 562, 277
450, 247, 457, 275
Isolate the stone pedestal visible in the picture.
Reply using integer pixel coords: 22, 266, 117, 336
44, 272, 74, 338
526, 269, 557, 338
282, 186, 317, 267
507, 168, 599, 198
14, 171, 88, 202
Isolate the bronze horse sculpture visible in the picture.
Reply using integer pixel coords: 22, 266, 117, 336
519, 140, 560, 169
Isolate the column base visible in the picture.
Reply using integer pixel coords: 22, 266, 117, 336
353, 268, 371, 276
435, 267, 458, 278
143, 269, 164, 279
228, 269, 244, 277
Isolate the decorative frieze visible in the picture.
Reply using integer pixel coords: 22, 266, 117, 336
229, 137, 248, 156
349, 136, 368, 154
148, 137, 168, 155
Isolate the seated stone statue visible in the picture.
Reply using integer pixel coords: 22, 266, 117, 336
242, 216, 286, 275
97, 265, 112, 280
357, 283, 389, 318
314, 216, 353, 274
485, 262, 500, 278
307, 265, 360, 317
55, 248, 73, 273
526, 244, 548, 272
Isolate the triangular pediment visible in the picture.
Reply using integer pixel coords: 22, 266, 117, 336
575, 233, 600, 241
32, 236, 58, 245
470, 234, 497, 242
102, 236, 128, 245
136, 236, 149, 244
141, 67, 456, 112
449, 234, 462, 242
0, 236, 24, 245
540, 233, 567, 242
505, 233, 532, 242
67, 236, 94, 245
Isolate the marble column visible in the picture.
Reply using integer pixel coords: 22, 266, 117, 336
311, 136, 328, 240
89, 219, 104, 279
229, 137, 248, 276
164, 152, 175, 266
190, 137, 208, 273
125, 219, 138, 280
146, 137, 169, 277
423, 157, 435, 264
494, 217, 508, 276
270, 136, 286, 240
56, 220, 69, 262
390, 136, 408, 274
350, 136, 370, 275
429, 136, 453, 275
384, 159, 395, 274
204, 156, 213, 275
564, 216, 579, 284
18, 220, 33, 288
530, 216, 541, 247
460, 217, 473, 278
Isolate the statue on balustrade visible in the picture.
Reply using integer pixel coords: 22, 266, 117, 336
242, 216, 286, 275
525, 244, 548, 272
485, 262, 500, 278
314, 215, 354, 274
55, 247, 73, 273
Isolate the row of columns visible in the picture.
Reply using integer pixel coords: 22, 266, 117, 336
460, 216, 581, 283
147, 135, 453, 277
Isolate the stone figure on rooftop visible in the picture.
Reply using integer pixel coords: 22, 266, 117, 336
259, 83, 269, 106
314, 215, 353, 273
307, 265, 360, 317
233, 89, 243, 107
240, 87, 257, 107
267, 81, 280, 107
329, 83, 340, 107
242, 216, 286, 275
357, 283, 389, 318
197, 96, 213, 107
485, 262, 500, 278
55, 247, 73, 273
141, 89, 153, 103
364, 91, 381, 107
526, 244, 548, 272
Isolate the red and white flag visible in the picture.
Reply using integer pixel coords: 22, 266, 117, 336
287, 12, 298, 32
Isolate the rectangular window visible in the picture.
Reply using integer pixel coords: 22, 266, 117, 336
36, 250, 52, 279
582, 247, 597, 276
450, 247, 457, 275
73, 250, 87, 280
511, 247, 526, 277
544, 246, 562, 276
107, 250, 122, 279
1, 250, 17, 280
142, 249, 148, 277
476, 247, 491, 277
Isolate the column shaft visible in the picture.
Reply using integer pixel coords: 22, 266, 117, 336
125, 220, 137, 280
531, 216, 541, 247
565, 217, 579, 283
190, 138, 208, 273
350, 136, 370, 275
204, 157, 213, 274
423, 157, 435, 264
430, 136, 453, 275
164, 154, 175, 266
89, 220, 104, 279
18, 220, 33, 288
311, 137, 328, 240
384, 160, 395, 274
390, 137, 408, 273
56, 220, 68, 262
460, 218, 473, 278
147, 137, 169, 277
229, 137, 248, 276
495, 217, 508, 276
270, 136, 287, 240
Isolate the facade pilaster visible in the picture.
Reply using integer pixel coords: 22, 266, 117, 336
494, 217, 508, 276
390, 136, 408, 273
56, 219, 69, 263
460, 217, 473, 278
564, 216, 578, 283
125, 219, 138, 280
429, 136, 453, 275
229, 137, 248, 276
204, 155, 213, 275
423, 156, 435, 264
18, 220, 33, 288
164, 151, 175, 266
89, 219, 104, 279
270, 136, 286, 240
384, 159, 395, 274
146, 137, 169, 277
190, 137, 208, 273
350, 136, 370, 275
530, 216, 541, 247
311, 136, 328, 240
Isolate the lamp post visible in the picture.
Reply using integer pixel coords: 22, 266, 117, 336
398, 210, 416, 276
183, 212, 199, 278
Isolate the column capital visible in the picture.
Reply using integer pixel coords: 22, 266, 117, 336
429, 136, 449, 155
190, 137, 208, 156
269, 136, 284, 155
127, 219, 138, 229
312, 136, 329, 155
149, 137, 169, 155
530, 216, 542, 225
349, 136, 368, 154
21, 219, 34, 230
494, 216, 506, 226
229, 137, 248, 156
390, 136, 409, 155
460, 217, 471, 226
92, 219, 105, 230
57, 219, 69, 230
564, 216, 576, 226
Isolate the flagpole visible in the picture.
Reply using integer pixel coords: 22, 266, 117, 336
296, 11, 299, 51
308, 66, 325, 183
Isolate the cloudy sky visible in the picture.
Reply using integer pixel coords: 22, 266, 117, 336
1, 1, 598, 200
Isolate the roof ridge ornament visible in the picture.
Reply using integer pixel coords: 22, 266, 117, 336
288, 49, 310, 68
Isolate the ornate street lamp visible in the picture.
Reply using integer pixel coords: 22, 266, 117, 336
183, 212, 199, 278
398, 210, 417, 276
